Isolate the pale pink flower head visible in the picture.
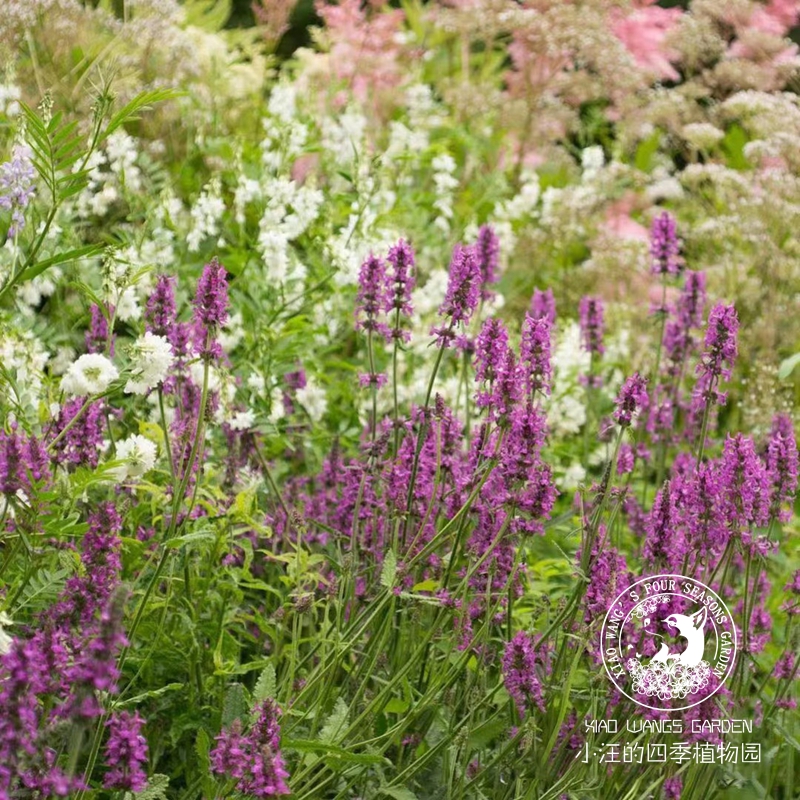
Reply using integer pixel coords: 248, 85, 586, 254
315, 0, 406, 103
603, 195, 648, 242
610, 1, 683, 81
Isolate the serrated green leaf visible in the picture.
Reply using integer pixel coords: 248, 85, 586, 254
253, 663, 277, 706
195, 729, 211, 773
380, 550, 397, 589
123, 774, 169, 800
222, 682, 248, 727
17, 568, 70, 611
319, 697, 349, 745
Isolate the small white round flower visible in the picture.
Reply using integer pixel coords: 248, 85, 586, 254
61, 353, 119, 396
295, 378, 327, 422
228, 409, 255, 431
125, 332, 174, 395
114, 434, 157, 481
0, 611, 13, 655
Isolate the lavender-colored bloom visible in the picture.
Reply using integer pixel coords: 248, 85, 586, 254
474, 318, 508, 407
0, 427, 25, 496
193, 257, 229, 333
678, 271, 706, 329
578, 295, 605, 356
650, 211, 681, 276
210, 700, 290, 796
520, 313, 552, 396
719, 434, 770, 534
85, 304, 113, 355
355, 254, 389, 339
502, 631, 545, 715
103, 711, 148, 791
695, 303, 738, 403
643, 482, 684, 571
146, 274, 177, 338
433, 244, 481, 347
0, 143, 36, 236
490, 347, 523, 421
50, 398, 105, 468
765, 414, 798, 523
584, 537, 628, 623
385, 239, 415, 340
663, 775, 683, 799
614, 373, 648, 427
475, 224, 499, 299
358, 372, 388, 389
529, 287, 556, 324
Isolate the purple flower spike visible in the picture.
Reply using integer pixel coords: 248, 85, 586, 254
766, 414, 798, 523
475, 224, 500, 299
146, 275, 177, 338
695, 302, 738, 404
650, 211, 682, 276
578, 295, 605, 356
103, 711, 148, 791
433, 244, 481, 347
386, 239, 415, 340
211, 699, 290, 796
194, 257, 229, 330
529, 288, 556, 324
614, 373, 648, 428
520, 313, 552, 396
356, 253, 389, 339
502, 631, 545, 716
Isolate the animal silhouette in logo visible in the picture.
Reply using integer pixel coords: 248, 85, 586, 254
661, 607, 707, 667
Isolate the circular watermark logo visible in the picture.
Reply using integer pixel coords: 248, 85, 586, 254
600, 574, 737, 711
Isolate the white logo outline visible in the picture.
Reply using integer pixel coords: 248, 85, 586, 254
600, 573, 737, 712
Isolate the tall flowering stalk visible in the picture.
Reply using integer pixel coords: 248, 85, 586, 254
694, 302, 739, 464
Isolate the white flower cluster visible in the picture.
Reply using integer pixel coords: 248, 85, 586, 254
0, 331, 49, 411
61, 353, 119, 396
431, 153, 458, 233
0, 82, 21, 117
187, 177, 226, 252
77, 131, 142, 218
257, 177, 323, 283
125, 333, 174, 395
113, 434, 157, 482
321, 109, 367, 167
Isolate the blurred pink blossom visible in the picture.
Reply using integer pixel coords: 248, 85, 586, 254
315, 0, 406, 103
610, 1, 682, 81
603, 195, 648, 242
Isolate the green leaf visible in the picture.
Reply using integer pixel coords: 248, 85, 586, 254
18, 568, 70, 611
123, 774, 169, 800
118, 683, 183, 707
16, 244, 105, 284
195, 729, 211, 774
253, 663, 277, 706
778, 352, 800, 380
721, 124, 751, 170
319, 697, 349, 745
633, 130, 661, 173
102, 89, 181, 141
380, 550, 398, 589
379, 788, 420, 800
284, 739, 390, 765
222, 683, 248, 727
